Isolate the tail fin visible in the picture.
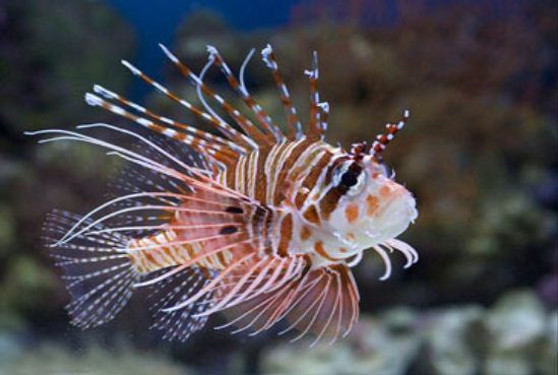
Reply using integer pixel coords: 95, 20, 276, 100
43, 210, 139, 329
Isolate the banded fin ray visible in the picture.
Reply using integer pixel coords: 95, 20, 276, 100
261, 44, 303, 140
148, 266, 216, 342
220, 263, 359, 346
158, 44, 273, 149
193, 254, 308, 317
120, 53, 255, 151
207, 45, 283, 142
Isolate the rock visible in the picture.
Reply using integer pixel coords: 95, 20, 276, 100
424, 306, 485, 375
0, 342, 192, 375
535, 310, 558, 375
262, 308, 420, 375
484, 290, 547, 375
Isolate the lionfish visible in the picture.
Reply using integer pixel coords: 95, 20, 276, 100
27, 43, 418, 346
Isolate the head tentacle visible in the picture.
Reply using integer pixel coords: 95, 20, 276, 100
370, 109, 410, 162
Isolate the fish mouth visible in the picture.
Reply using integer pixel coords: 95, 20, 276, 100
367, 193, 417, 241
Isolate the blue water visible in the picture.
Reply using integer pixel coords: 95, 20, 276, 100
107, 0, 527, 99
108, 0, 298, 99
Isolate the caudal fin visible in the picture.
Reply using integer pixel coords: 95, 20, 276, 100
43, 210, 139, 329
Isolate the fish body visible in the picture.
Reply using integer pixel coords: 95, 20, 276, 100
28, 43, 418, 345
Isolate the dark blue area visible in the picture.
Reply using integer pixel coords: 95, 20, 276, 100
107, 0, 298, 99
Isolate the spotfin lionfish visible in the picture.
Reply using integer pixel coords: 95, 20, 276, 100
26, 43, 418, 346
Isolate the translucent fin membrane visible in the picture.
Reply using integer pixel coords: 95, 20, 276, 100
148, 267, 216, 342
43, 210, 139, 329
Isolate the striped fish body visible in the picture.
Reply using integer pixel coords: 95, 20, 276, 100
32, 43, 419, 345
126, 138, 337, 274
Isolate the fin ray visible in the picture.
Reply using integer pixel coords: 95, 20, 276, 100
148, 266, 216, 342
221, 263, 359, 345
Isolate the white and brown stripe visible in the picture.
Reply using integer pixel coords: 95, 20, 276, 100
196, 137, 351, 261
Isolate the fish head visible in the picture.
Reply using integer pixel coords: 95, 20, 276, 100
323, 154, 417, 249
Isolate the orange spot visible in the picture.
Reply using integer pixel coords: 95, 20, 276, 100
380, 186, 391, 198
346, 232, 356, 241
300, 225, 312, 241
303, 205, 321, 225
366, 195, 380, 216
345, 204, 359, 223
314, 241, 338, 261
340, 247, 348, 253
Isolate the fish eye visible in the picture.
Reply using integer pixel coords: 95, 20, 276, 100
345, 171, 366, 196
334, 163, 366, 196
341, 170, 359, 187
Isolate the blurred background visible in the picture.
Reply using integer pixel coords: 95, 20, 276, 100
0, 0, 556, 374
